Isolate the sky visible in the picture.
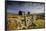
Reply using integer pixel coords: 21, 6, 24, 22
7, 1, 45, 14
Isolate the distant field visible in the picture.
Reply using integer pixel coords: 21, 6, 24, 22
7, 13, 45, 30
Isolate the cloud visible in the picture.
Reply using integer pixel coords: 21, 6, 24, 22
7, 2, 44, 14
30, 4, 44, 14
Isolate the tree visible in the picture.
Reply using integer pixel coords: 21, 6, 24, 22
28, 12, 30, 15
19, 10, 22, 15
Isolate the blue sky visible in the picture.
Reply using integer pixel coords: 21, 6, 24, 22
7, 2, 44, 14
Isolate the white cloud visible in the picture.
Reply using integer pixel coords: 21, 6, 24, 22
30, 4, 44, 14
